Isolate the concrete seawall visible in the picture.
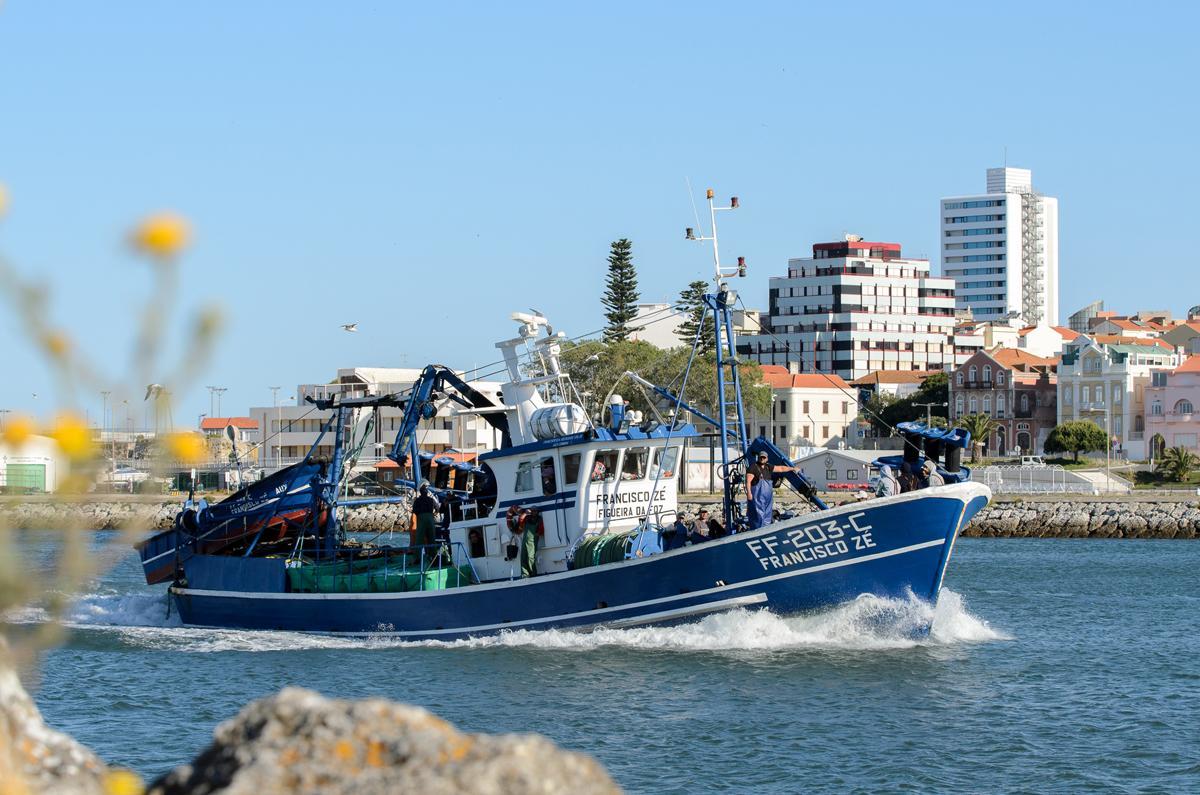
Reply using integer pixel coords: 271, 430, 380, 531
2, 496, 1198, 539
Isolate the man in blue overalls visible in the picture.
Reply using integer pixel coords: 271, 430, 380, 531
744, 451, 799, 531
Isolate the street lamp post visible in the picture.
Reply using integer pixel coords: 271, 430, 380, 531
270, 386, 281, 469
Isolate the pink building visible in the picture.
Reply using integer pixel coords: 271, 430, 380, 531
1145, 356, 1200, 456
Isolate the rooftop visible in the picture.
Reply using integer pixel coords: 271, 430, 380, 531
759, 365, 851, 390
849, 370, 938, 386
990, 348, 1058, 370
1173, 356, 1200, 375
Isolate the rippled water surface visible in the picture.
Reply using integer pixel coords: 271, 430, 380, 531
11, 533, 1200, 793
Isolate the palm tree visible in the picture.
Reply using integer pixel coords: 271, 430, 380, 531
955, 413, 998, 463
1155, 446, 1199, 482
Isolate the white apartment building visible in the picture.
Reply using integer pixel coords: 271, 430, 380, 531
746, 365, 859, 457
1057, 336, 1181, 460
738, 236, 958, 380
250, 367, 505, 472
941, 167, 1059, 327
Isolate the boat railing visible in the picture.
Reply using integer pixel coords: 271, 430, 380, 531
299, 541, 480, 594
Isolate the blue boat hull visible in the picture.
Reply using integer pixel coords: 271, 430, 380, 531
170, 484, 990, 639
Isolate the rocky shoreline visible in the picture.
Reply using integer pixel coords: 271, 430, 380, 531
1, 496, 1198, 539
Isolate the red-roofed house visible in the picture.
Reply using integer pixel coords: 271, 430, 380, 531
950, 347, 1058, 455
748, 365, 859, 456
199, 416, 259, 443
849, 369, 939, 399
1144, 356, 1200, 457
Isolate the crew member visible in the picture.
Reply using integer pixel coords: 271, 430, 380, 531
922, 459, 945, 488
411, 483, 438, 548
875, 464, 899, 498
688, 509, 712, 544
744, 451, 799, 531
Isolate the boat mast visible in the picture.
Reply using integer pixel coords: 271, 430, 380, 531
686, 189, 749, 531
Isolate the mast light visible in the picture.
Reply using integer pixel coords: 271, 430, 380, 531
730, 196, 739, 208
737, 256, 746, 277
706, 188, 714, 199
685, 227, 695, 240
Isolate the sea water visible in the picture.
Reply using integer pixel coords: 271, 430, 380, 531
9, 531, 1200, 793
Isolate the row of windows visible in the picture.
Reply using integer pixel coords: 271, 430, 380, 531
960, 280, 1006, 289
944, 199, 1005, 210
945, 240, 1005, 250
513, 446, 681, 494
958, 366, 1007, 385
1149, 400, 1194, 415
945, 227, 1004, 237
945, 214, 1005, 223
776, 400, 852, 415
947, 254, 1007, 263
958, 294, 1007, 302
950, 266, 1005, 276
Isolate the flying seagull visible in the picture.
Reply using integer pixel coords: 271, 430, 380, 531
341, 323, 358, 333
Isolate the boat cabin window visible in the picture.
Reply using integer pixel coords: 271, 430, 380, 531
591, 450, 620, 482
467, 527, 486, 557
563, 453, 582, 485
621, 447, 649, 480
651, 446, 680, 479
515, 460, 535, 493
516, 456, 556, 494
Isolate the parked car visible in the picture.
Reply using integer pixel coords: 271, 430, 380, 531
1020, 455, 1047, 468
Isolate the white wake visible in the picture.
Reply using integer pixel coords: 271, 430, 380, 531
6, 587, 1007, 654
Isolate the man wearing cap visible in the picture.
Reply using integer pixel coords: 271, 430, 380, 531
744, 451, 799, 531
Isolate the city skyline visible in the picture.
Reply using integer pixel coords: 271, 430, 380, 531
2, 2, 1197, 425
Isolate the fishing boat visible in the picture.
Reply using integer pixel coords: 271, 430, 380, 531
142, 190, 991, 638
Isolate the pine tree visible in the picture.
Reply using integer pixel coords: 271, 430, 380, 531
601, 239, 640, 343
675, 279, 715, 352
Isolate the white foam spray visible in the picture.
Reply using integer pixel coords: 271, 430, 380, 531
9, 587, 1008, 654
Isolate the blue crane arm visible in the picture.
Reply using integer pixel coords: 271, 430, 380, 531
305, 365, 509, 479
384, 365, 510, 468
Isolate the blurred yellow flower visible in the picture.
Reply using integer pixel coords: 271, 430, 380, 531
42, 330, 71, 359
50, 413, 94, 461
2, 414, 36, 447
130, 213, 190, 259
165, 431, 206, 464
103, 769, 145, 795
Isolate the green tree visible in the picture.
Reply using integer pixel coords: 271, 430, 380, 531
955, 413, 998, 462
1044, 420, 1109, 462
601, 238, 640, 343
1155, 446, 1199, 482
557, 340, 770, 426
675, 280, 715, 352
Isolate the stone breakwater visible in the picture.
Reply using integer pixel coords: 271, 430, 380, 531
677, 499, 1200, 539
2, 497, 1198, 539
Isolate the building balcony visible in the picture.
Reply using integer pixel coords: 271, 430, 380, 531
1128, 431, 1144, 441
960, 380, 993, 389
1149, 412, 1196, 424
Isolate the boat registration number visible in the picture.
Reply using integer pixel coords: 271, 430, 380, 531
743, 512, 876, 571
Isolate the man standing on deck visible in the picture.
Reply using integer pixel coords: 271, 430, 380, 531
411, 483, 438, 548
744, 451, 799, 531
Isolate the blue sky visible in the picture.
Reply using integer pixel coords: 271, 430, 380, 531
1, 1, 1196, 427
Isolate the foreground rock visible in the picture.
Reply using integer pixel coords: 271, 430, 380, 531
0, 648, 110, 795
149, 687, 619, 795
